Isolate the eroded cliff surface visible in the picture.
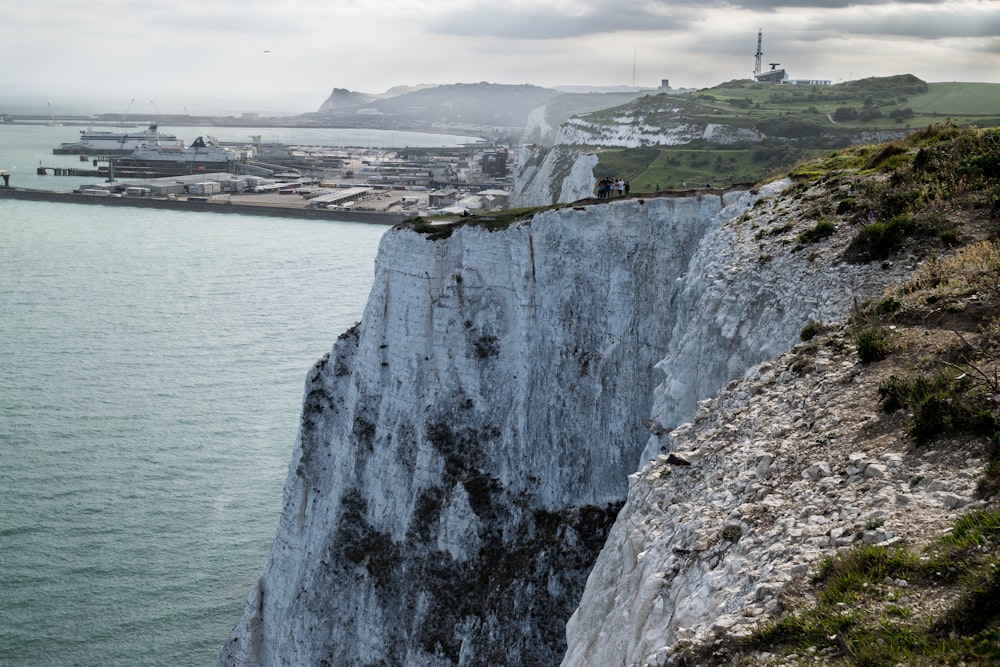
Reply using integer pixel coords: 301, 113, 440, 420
221, 194, 736, 666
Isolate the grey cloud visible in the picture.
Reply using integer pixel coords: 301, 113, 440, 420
115, 2, 311, 37
815, 10, 1000, 40
427, 0, 989, 41
428, 3, 692, 39
708, 0, 953, 8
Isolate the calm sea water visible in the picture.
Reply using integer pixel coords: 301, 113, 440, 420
0, 180, 390, 661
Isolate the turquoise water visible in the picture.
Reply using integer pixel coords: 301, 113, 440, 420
0, 198, 386, 665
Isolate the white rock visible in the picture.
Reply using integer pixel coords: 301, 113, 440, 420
865, 463, 888, 479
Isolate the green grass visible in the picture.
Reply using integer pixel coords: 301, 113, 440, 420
745, 509, 1000, 666
907, 82, 1000, 120
595, 142, 827, 193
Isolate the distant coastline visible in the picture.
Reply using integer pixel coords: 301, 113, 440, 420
0, 112, 492, 139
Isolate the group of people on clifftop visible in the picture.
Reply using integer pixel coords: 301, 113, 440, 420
596, 177, 629, 199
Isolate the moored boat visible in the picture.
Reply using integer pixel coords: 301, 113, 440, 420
54, 123, 185, 155
99, 136, 254, 178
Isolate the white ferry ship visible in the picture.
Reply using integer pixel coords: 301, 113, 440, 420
54, 123, 184, 155
100, 136, 253, 178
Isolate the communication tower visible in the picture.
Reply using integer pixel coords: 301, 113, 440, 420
754, 29, 763, 79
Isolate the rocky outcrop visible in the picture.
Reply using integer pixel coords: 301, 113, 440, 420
316, 88, 377, 114
510, 117, 762, 207
563, 334, 987, 666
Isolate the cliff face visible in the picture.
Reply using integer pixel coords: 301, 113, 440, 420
219, 183, 905, 666
553, 116, 763, 149
509, 146, 598, 208
221, 194, 730, 666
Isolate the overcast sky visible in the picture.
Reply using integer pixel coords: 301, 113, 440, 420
2, 0, 998, 116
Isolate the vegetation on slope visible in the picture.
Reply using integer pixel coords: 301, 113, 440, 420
745, 511, 1000, 666
583, 77, 1000, 192
695, 124, 1000, 666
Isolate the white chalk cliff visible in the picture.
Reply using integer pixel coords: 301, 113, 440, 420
219, 182, 907, 666
510, 146, 598, 208
553, 114, 763, 149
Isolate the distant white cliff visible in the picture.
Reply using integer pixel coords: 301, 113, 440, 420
511, 112, 762, 207
553, 115, 762, 149
220, 183, 904, 666
510, 146, 597, 208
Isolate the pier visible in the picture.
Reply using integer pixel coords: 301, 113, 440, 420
35, 166, 103, 177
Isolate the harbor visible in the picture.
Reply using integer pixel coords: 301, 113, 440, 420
3, 122, 513, 221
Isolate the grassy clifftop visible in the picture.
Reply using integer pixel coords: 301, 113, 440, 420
579, 76, 1000, 192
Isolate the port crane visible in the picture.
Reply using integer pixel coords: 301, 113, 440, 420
115, 98, 135, 127
46, 102, 62, 126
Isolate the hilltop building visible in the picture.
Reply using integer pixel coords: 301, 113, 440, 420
756, 64, 788, 84
752, 30, 829, 86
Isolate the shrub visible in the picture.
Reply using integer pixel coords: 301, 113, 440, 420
878, 371, 1000, 444
844, 214, 917, 262
900, 241, 1000, 299
800, 320, 823, 341
850, 301, 893, 363
798, 219, 836, 244
854, 322, 893, 363
833, 107, 859, 122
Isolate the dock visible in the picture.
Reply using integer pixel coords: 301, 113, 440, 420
36, 166, 103, 177
0, 186, 407, 225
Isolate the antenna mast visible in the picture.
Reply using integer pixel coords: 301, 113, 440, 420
754, 29, 763, 79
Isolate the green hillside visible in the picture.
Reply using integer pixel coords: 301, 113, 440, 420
585, 76, 1000, 192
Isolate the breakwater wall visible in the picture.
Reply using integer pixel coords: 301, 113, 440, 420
0, 187, 406, 226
